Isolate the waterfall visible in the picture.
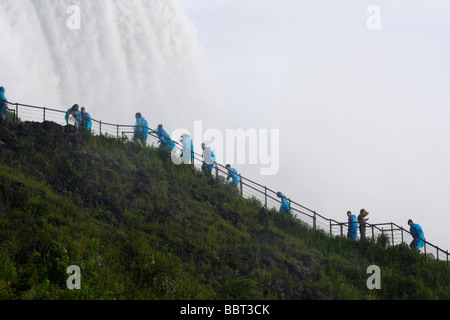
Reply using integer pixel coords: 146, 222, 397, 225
0, 0, 222, 129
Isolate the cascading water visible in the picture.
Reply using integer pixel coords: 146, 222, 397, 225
0, 0, 223, 130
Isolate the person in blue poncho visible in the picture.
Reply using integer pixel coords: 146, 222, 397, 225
277, 192, 291, 215
133, 113, 149, 143
226, 164, 240, 188
408, 219, 425, 252
180, 134, 194, 164
65, 104, 81, 128
79, 107, 92, 131
156, 124, 175, 151
0, 86, 10, 122
347, 211, 358, 240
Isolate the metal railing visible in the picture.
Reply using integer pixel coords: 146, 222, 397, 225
3, 100, 449, 266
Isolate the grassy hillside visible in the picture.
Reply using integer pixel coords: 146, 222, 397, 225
0, 120, 448, 300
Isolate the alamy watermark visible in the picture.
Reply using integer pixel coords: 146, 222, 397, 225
170, 121, 280, 176
64, 260, 380, 292
367, 5, 382, 30
67, 5, 382, 31
366, 265, 381, 290
66, 5, 81, 30
66, 265, 81, 290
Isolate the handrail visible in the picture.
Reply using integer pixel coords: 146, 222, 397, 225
2, 99, 449, 266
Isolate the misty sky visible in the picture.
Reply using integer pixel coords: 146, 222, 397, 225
178, 0, 450, 251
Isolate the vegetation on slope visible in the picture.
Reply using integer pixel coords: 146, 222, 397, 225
0, 121, 448, 300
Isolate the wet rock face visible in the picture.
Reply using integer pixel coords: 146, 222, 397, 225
1, 121, 109, 209
0, 120, 81, 154
301, 287, 327, 300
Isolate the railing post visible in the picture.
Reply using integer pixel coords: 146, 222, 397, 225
43, 107, 46, 122
391, 222, 394, 246
117, 125, 119, 138
264, 187, 268, 209
313, 211, 317, 230
329, 219, 332, 236
15, 103, 18, 122
340, 224, 343, 238
239, 174, 243, 196
401, 227, 404, 244
215, 162, 218, 179
99, 120, 102, 135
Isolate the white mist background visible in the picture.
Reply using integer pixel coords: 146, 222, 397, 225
179, 0, 450, 252
0, 0, 226, 133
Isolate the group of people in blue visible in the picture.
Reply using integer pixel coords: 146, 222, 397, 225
2, 88, 429, 254
346, 210, 425, 252
64, 104, 92, 131
65, 108, 428, 254
131, 112, 240, 189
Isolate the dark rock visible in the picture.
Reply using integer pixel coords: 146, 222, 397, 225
256, 229, 284, 246
290, 264, 312, 280
47, 217, 67, 226
301, 254, 321, 266
215, 205, 240, 225
301, 287, 327, 300
260, 252, 277, 266
256, 208, 270, 227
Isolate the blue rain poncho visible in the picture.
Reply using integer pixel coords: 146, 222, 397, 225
277, 192, 291, 213
227, 168, 240, 187
347, 214, 358, 239
134, 117, 149, 142
0, 87, 8, 119
156, 127, 175, 151
65, 105, 81, 126
410, 223, 425, 250
80, 112, 92, 131
180, 135, 194, 164
202, 146, 216, 172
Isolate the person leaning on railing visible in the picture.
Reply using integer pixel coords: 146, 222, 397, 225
0, 86, 10, 124
65, 104, 81, 128
79, 107, 92, 132
156, 124, 175, 152
226, 164, 240, 188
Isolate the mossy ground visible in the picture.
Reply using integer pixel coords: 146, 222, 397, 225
0, 121, 448, 300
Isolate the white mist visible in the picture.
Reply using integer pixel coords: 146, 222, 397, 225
0, 0, 223, 128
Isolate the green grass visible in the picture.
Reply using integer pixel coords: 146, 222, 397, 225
0, 121, 448, 300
